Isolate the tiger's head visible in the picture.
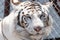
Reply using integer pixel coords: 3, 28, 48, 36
11, 0, 53, 40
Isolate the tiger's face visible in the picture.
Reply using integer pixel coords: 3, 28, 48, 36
11, 0, 53, 39
19, 8, 48, 34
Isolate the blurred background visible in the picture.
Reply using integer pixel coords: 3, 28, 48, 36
0, 0, 60, 40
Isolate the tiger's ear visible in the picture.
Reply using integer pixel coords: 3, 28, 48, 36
10, 0, 21, 5
42, 2, 53, 10
10, 0, 22, 9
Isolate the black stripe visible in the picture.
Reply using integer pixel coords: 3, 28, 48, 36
17, 9, 23, 26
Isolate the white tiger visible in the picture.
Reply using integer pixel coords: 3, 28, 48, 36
0, 0, 53, 40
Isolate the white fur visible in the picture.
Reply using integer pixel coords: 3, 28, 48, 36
0, 1, 53, 40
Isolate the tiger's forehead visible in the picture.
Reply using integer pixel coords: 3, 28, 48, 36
19, 1, 43, 15
20, 1, 41, 7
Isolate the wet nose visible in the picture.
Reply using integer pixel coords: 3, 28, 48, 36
34, 26, 42, 32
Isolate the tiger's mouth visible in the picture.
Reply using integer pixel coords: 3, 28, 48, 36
29, 32, 44, 36
29, 33, 43, 40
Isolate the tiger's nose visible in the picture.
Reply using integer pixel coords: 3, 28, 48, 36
34, 26, 42, 32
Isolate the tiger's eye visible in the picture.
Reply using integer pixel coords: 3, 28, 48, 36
40, 12, 45, 18
40, 14, 45, 19
26, 14, 31, 19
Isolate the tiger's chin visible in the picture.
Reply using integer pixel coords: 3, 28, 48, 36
30, 34, 43, 40
29, 33, 44, 40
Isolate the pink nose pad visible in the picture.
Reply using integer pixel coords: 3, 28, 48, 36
34, 26, 42, 32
